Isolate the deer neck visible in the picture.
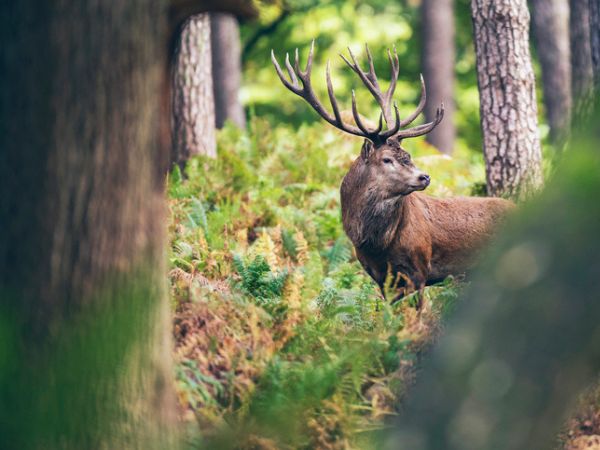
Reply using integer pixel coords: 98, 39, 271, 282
342, 176, 407, 252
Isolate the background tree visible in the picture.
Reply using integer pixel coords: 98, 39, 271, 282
471, 0, 543, 199
421, 0, 456, 154
530, 0, 572, 146
172, 13, 217, 167
570, 0, 594, 122
211, 12, 246, 128
0, 1, 176, 448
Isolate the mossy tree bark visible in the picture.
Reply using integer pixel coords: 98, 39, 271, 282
471, 0, 543, 199
421, 0, 456, 154
0, 1, 176, 448
530, 0, 572, 146
570, 0, 594, 123
172, 13, 217, 167
211, 12, 246, 129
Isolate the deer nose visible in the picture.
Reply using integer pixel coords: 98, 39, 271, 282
419, 173, 431, 185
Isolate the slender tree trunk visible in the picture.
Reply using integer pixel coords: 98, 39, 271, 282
0, 2, 176, 449
530, 0, 572, 146
570, 0, 594, 122
421, 0, 456, 154
211, 12, 246, 129
471, 0, 543, 199
591, 0, 600, 85
172, 13, 216, 167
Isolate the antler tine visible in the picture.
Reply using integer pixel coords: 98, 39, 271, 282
271, 49, 301, 94
341, 47, 377, 92
326, 60, 344, 125
294, 48, 301, 75
284, 53, 299, 89
380, 102, 401, 139
301, 39, 315, 77
364, 44, 380, 89
341, 46, 401, 129
375, 113, 384, 134
272, 44, 370, 139
395, 103, 445, 140
386, 46, 399, 106
399, 74, 427, 127
351, 90, 382, 137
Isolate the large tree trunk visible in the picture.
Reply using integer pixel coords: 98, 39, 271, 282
591, 0, 600, 85
471, 0, 543, 199
530, 0, 572, 146
0, 2, 176, 449
421, 0, 456, 154
172, 13, 216, 167
211, 12, 246, 129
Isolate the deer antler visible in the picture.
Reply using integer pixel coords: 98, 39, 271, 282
271, 41, 443, 145
271, 40, 390, 143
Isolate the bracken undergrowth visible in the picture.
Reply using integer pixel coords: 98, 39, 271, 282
168, 118, 483, 449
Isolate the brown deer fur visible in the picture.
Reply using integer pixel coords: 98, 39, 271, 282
272, 43, 514, 306
341, 140, 514, 304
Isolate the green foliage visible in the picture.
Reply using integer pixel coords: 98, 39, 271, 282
233, 254, 289, 314
169, 118, 471, 448
241, 0, 560, 161
322, 237, 352, 271
241, 0, 485, 154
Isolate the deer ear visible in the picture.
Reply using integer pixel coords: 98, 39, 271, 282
360, 140, 374, 160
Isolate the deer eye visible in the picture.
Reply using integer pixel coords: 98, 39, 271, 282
382, 158, 393, 164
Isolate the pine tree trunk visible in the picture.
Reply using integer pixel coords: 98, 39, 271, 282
421, 0, 456, 154
172, 13, 216, 166
570, 0, 594, 122
471, 0, 543, 199
0, 1, 176, 448
211, 12, 246, 129
530, 0, 572, 146
591, 0, 600, 85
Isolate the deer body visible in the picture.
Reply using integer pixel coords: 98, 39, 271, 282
272, 42, 514, 306
341, 154, 513, 296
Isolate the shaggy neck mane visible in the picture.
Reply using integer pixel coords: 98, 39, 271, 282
341, 160, 407, 252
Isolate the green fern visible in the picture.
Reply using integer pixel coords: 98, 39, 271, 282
186, 197, 208, 235
281, 228, 298, 260
232, 255, 289, 315
322, 237, 352, 271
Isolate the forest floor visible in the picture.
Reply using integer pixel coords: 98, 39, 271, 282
167, 119, 598, 449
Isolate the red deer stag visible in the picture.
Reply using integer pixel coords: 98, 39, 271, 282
271, 42, 514, 308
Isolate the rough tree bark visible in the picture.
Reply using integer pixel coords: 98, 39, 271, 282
471, 0, 543, 199
172, 13, 216, 167
530, 0, 572, 146
421, 0, 456, 154
591, 0, 600, 85
211, 12, 246, 129
0, 1, 176, 449
570, 0, 594, 122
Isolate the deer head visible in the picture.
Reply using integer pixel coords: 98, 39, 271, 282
271, 41, 444, 197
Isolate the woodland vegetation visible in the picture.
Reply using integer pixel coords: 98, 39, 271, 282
1, 0, 599, 449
